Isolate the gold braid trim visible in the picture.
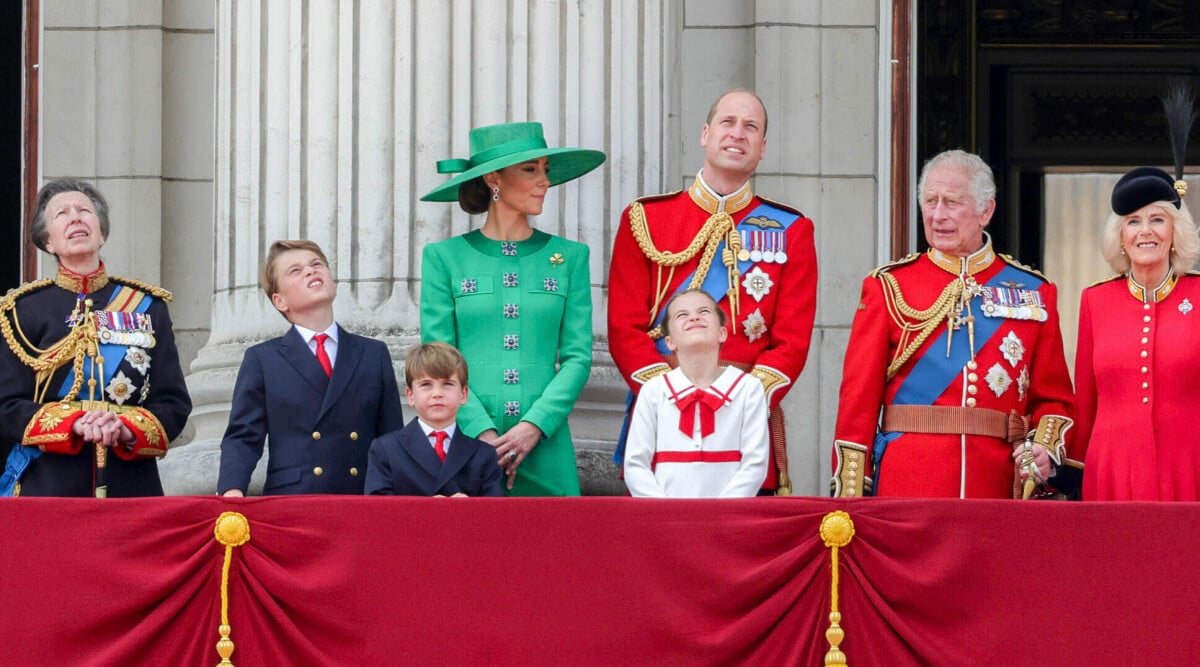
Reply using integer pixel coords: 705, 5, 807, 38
631, 202, 735, 337
0, 282, 103, 403
879, 272, 962, 379
110, 276, 173, 302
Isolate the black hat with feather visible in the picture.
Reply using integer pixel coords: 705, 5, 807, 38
1111, 84, 1196, 216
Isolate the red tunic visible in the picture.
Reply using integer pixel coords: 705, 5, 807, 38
607, 177, 817, 489
1075, 272, 1200, 501
833, 241, 1074, 498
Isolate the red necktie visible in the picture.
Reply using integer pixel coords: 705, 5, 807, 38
313, 333, 333, 377
432, 431, 448, 461
675, 390, 727, 438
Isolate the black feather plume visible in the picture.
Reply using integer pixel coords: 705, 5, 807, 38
1162, 82, 1197, 182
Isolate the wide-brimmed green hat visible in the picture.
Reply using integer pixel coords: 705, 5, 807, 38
420, 122, 606, 202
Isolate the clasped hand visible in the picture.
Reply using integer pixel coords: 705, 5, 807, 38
479, 421, 544, 490
73, 410, 135, 449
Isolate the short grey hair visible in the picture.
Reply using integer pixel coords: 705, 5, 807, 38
917, 150, 996, 215
30, 178, 111, 253
1101, 200, 1199, 275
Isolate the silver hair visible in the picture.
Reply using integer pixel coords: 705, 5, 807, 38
1101, 200, 1199, 275
30, 178, 111, 253
916, 149, 997, 214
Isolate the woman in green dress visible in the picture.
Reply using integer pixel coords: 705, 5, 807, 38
419, 122, 605, 495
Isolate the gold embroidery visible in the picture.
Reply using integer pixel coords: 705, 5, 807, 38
750, 365, 790, 401
37, 412, 64, 432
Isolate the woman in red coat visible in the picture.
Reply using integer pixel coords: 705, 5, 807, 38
1075, 166, 1200, 500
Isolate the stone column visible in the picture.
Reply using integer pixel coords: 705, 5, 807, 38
166, 0, 675, 494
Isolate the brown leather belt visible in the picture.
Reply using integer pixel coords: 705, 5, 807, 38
882, 405, 1028, 443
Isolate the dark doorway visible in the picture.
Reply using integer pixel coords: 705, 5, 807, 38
0, 2, 24, 291
917, 0, 1200, 269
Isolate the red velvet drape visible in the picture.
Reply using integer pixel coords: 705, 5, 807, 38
4, 496, 1197, 665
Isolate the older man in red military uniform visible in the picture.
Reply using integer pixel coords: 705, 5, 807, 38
608, 89, 817, 493
832, 150, 1074, 499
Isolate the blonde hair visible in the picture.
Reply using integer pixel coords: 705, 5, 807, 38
1100, 201, 1199, 274
405, 342, 469, 386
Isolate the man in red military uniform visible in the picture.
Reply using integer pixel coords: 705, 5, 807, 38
832, 150, 1074, 499
608, 89, 817, 494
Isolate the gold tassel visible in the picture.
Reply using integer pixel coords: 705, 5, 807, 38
723, 227, 743, 332
821, 511, 856, 666
213, 512, 251, 667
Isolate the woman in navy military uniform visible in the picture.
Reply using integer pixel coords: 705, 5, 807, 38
0, 179, 192, 497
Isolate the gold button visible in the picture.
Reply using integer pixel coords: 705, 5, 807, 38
1141, 337, 1149, 344
967, 360, 978, 371
1143, 315, 1151, 323
350, 467, 359, 476
350, 432, 359, 441
1142, 397, 1149, 404
967, 373, 978, 382
1141, 366, 1149, 374
312, 431, 321, 440
966, 397, 977, 407
1140, 350, 1148, 358
849, 461, 858, 470
1144, 303, 1151, 310
967, 385, 978, 395
1143, 327, 1150, 333
313, 466, 324, 476
1142, 382, 1149, 389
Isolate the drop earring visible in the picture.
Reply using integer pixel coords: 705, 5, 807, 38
492, 186, 500, 202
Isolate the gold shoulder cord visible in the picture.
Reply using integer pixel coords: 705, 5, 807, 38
879, 272, 962, 379
630, 202, 737, 336
0, 282, 104, 403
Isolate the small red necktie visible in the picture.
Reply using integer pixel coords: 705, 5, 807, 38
432, 431, 448, 462
313, 333, 333, 377
675, 390, 727, 439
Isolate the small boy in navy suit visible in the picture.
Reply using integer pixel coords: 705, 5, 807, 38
365, 342, 503, 496
217, 240, 405, 496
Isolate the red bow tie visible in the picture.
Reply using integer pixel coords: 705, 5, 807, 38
674, 390, 727, 438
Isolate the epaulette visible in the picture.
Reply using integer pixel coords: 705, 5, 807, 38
1087, 274, 1124, 288
997, 253, 1050, 282
111, 276, 174, 302
633, 190, 682, 205
0, 278, 54, 311
868, 252, 920, 278
757, 195, 805, 218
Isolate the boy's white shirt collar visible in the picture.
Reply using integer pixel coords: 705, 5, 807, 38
417, 419, 458, 453
293, 321, 339, 344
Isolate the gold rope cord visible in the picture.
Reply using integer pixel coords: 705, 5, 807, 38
879, 273, 962, 379
631, 202, 736, 337
213, 512, 251, 667
820, 511, 856, 667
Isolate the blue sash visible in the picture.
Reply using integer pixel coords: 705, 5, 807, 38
0, 290, 155, 496
651, 201, 800, 354
871, 264, 1043, 491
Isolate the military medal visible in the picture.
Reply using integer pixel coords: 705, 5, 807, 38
762, 232, 776, 263
94, 311, 157, 348
749, 231, 763, 262
737, 231, 751, 262
774, 231, 788, 264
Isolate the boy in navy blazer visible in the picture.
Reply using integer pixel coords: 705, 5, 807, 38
366, 342, 503, 496
217, 240, 405, 496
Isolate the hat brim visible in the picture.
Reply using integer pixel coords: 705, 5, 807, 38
420, 148, 606, 202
